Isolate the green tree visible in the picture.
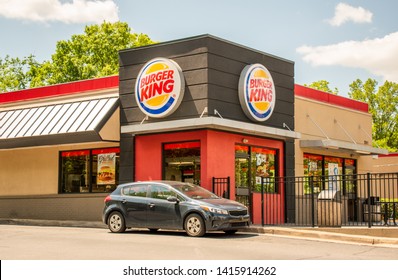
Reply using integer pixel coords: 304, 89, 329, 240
31, 21, 155, 86
1, 21, 155, 91
348, 78, 398, 152
0, 55, 38, 92
304, 80, 339, 95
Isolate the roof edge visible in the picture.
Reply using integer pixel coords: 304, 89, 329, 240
0, 75, 119, 105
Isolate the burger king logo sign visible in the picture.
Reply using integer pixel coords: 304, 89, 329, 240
238, 64, 276, 122
135, 58, 185, 118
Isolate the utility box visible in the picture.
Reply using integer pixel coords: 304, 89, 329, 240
317, 190, 342, 227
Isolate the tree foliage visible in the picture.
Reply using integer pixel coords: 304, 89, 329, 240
0, 55, 38, 92
304, 80, 339, 95
348, 79, 398, 152
1, 22, 155, 91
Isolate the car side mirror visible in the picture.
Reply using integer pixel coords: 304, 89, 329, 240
167, 196, 180, 203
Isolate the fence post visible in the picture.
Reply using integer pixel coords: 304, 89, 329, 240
310, 176, 315, 228
367, 173, 372, 228
261, 177, 265, 227
227, 176, 230, 199
212, 177, 215, 194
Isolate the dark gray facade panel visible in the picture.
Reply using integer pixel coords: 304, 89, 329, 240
207, 100, 248, 121
119, 53, 208, 82
272, 72, 295, 89
207, 53, 247, 76
208, 68, 240, 90
119, 66, 140, 83
206, 37, 294, 76
119, 90, 135, 110
182, 84, 208, 102
266, 113, 295, 129
120, 107, 143, 125
121, 99, 209, 125
119, 133, 135, 183
119, 36, 210, 67
276, 86, 295, 104
182, 68, 208, 87
208, 84, 240, 104
172, 53, 208, 71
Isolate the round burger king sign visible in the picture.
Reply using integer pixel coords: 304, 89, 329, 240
135, 58, 185, 118
238, 64, 276, 122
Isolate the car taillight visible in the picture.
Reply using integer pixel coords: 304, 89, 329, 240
104, 195, 112, 203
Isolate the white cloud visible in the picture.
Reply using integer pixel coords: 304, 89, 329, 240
0, 0, 119, 24
296, 32, 398, 83
327, 3, 373, 26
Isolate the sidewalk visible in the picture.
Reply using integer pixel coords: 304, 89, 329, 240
1, 218, 398, 247
242, 226, 398, 247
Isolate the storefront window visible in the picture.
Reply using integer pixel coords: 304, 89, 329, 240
61, 150, 89, 193
344, 159, 356, 194
303, 153, 356, 194
235, 145, 278, 194
303, 154, 323, 194
163, 141, 200, 184
60, 148, 119, 193
235, 145, 249, 189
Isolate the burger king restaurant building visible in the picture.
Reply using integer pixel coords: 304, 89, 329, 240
0, 35, 389, 224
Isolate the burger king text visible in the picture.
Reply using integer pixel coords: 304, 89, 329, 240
249, 79, 273, 102
139, 70, 175, 102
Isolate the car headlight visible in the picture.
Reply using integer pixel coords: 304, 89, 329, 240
201, 205, 228, 215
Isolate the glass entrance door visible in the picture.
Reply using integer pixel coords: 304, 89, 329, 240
235, 145, 251, 208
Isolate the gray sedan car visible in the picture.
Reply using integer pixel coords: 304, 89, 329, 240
102, 181, 250, 237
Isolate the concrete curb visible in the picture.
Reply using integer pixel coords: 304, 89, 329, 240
2, 219, 398, 247
242, 227, 398, 247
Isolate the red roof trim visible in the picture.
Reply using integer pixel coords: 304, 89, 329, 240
0, 75, 119, 104
295, 84, 369, 113
378, 153, 396, 158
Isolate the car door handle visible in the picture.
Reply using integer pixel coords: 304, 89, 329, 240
148, 203, 155, 208
122, 199, 127, 204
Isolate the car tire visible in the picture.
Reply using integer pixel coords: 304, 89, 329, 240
185, 213, 205, 237
224, 230, 238, 235
108, 211, 126, 233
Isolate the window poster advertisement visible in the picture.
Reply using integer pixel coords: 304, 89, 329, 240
97, 153, 116, 185
328, 162, 340, 191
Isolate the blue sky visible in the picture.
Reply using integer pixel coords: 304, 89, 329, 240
0, 0, 397, 96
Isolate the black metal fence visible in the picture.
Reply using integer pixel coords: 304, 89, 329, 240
213, 173, 398, 227
212, 177, 230, 199
274, 173, 398, 227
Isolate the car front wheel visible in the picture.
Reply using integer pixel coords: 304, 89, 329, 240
185, 213, 205, 237
108, 212, 126, 233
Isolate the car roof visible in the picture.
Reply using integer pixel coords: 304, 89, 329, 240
117, 180, 188, 188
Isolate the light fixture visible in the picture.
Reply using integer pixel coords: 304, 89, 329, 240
242, 138, 249, 144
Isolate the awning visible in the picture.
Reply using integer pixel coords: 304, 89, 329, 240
121, 116, 301, 140
0, 97, 119, 149
300, 139, 389, 155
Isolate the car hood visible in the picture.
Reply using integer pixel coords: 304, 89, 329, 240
199, 198, 247, 210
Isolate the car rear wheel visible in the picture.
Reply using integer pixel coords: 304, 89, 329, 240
185, 213, 205, 237
108, 212, 126, 233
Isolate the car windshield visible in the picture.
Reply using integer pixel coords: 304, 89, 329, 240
171, 183, 219, 200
